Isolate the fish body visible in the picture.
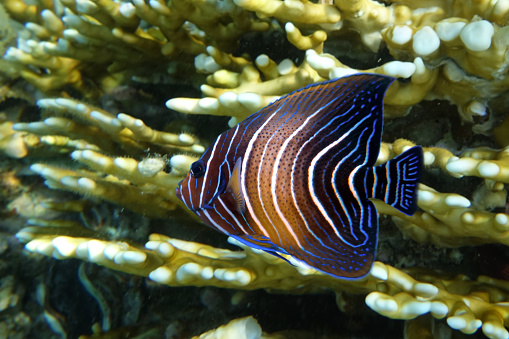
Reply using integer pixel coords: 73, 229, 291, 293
176, 74, 422, 279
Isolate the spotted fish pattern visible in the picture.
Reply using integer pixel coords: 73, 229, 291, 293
175, 74, 423, 279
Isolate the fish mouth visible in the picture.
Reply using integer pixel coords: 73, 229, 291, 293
175, 180, 184, 201
176, 181, 214, 212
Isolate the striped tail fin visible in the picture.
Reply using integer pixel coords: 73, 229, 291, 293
372, 146, 423, 215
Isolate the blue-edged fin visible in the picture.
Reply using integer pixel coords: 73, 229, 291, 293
229, 233, 292, 263
226, 157, 246, 214
372, 146, 423, 215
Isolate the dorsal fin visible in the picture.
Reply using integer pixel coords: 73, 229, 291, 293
226, 157, 246, 214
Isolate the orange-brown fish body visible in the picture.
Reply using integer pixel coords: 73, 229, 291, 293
176, 74, 422, 279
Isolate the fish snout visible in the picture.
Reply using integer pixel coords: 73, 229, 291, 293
175, 180, 183, 201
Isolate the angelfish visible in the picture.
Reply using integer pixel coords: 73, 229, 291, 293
175, 74, 422, 279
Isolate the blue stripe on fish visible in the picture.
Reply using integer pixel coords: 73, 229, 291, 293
175, 74, 423, 279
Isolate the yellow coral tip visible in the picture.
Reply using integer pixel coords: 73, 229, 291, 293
478, 161, 500, 177
285, 22, 295, 33
391, 25, 412, 45
277, 59, 295, 75
446, 157, 476, 174
413, 283, 439, 297
114, 157, 137, 171
365, 292, 398, 313
145, 241, 174, 258
114, 251, 147, 265
79, 150, 95, 160
38, 243, 55, 256
461, 212, 475, 224
444, 195, 470, 208
60, 176, 78, 188
370, 263, 388, 281
144, 240, 159, 250
235, 270, 252, 285
198, 98, 219, 111
30, 164, 45, 174
412, 27, 440, 56
447, 316, 482, 333
495, 213, 509, 226
77, 178, 97, 190
447, 317, 466, 330
91, 111, 121, 127
15, 231, 33, 243
119, 3, 135, 18
52, 236, 78, 257
423, 151, 435, 165
483, 322, 509, 339
436, 21, 466, 42
237, 93, 261, 111
430, 301, 448, 317
25, 239, 43, 252
44, 117, 67, 128
149, 267, 173, 284
219, 92, 238, 108
85, 240, 107, 263
54, 98, 76, 109
76, 0, 98, 14
400, 300, 430, 317
70, 150, 82, 160
460, 21, 494, 52
191, 145, 206, 153
176, 263, 201, 282
255, 54, 270, 67
417, 189, 434, 203
201, 267, 214, 280
103, 244, 121, 261
382, 61, 415, 78
467, 101, 487, 116
178, 134, 194, 144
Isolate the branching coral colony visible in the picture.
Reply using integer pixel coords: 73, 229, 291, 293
2, 0, 509, 337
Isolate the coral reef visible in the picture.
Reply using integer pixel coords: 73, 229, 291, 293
1, 0, 509, 338
15, 220, 509, 339
11, 97, 204, 218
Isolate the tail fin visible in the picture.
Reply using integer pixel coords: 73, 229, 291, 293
372, 146, 423, 215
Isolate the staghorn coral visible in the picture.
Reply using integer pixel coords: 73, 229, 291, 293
165, 0, 509, 125
8, 97, 204, 218
1, 0, 268, 96
1, 0, 509, 338
14, 215, 509, 338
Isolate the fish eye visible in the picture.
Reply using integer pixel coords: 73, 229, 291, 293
190, 160, 206, 178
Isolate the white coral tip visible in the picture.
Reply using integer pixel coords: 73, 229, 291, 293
460, 20, 494, 51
